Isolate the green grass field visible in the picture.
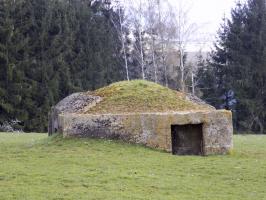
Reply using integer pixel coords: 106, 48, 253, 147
0, 133, 266, 200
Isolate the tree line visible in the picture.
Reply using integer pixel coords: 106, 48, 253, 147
115, 0, 199, 90
0, 0, 125, 132
0, 0, 196, 132
0, 0, 265, 134
198, 0, 266, 134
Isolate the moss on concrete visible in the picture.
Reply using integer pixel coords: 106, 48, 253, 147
85, 80, 212, 114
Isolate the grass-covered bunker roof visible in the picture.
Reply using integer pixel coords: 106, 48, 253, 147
84, 80, 213, 114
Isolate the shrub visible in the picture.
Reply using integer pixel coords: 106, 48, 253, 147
0, 120, 23, 133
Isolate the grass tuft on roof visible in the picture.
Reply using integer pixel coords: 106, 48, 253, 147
86, 80, 213, 114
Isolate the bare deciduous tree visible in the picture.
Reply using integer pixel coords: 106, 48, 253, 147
145, 0, 175, 86
145, 0, 158, 82
171, 0, 198, 92
112, 0, 130, 81
119, 0, 203, 91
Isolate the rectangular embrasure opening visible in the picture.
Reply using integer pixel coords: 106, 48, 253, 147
171, 124, 203, 155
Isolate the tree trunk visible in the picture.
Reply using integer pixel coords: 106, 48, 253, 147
162, 55, 168, 87
152, 36, 157, 82
180, 49, 185, 92
118, 6, 129, 81
139, 28, 145, 80
191, 71, 195, 95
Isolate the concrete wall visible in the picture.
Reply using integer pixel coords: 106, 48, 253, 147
58, 110, 233, 155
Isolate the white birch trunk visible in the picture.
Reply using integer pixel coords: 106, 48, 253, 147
118, 6, 129, 81
180, 49, 185, 92
191, 71, 195, 95
151, 36, 157, 82
138, 0, 145, 80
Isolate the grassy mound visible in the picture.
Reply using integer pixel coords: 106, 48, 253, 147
86, 80, 212, 114
1, 133, 266, 199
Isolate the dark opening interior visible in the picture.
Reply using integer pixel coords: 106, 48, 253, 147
171, 124, 203, 155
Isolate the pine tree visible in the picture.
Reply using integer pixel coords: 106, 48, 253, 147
0, 0, 125, 132
0, 0, 23, 125
0, 0, 12, 122
200, 0, 266, 133
208, 16, 232, 109
235, 0, 266, 133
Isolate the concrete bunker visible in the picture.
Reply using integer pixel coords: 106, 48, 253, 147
49, 80, 233, 156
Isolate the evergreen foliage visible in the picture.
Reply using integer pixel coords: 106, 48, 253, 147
0, 0, 124, 132
199, 0, 266, 133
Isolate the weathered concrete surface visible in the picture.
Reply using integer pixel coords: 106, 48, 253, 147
185, 93, 215, 109
58, 110, 233, 155
48, 92, 101, 135
53, 92, 102, 114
